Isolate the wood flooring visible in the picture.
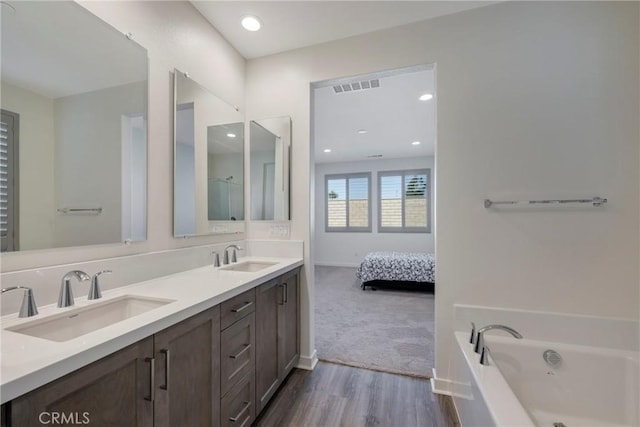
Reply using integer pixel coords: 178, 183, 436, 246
254, 362, 459, 427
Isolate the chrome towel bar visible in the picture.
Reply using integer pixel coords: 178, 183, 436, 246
57, 207, 103, 214
484, 197, 607, 208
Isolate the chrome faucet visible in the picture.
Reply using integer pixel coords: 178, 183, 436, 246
1, 286, 38, 317
212, 251, 221, 267
89, 270, 112, 300
58, 270, 91, 308
223, 245, 242, 265
474, 324, 523, 355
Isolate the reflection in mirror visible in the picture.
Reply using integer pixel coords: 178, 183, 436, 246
0, 1, 148, 252
250, 117, 291, 221
174, 71, 244, 237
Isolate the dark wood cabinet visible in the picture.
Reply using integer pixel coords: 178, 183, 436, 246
281, 269, 299, 378
153, 306, 220, 427
220, 372, 254, 427
219, 287, 256, 427
10, 337, 154, 427
255, 278, 282, 413
255, 269, 300, 413
5, 267, 299, 427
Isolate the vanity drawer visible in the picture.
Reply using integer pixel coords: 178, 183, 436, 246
221, 288, 256, 330
220, 312, 255, 396
220, 371, 255, 427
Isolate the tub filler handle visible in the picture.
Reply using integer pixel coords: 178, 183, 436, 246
469, 322, 477, 344
480, 345, 491, 366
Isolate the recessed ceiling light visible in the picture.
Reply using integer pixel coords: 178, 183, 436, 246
357, 129, 368, 134
419, 93, 433, 101
323, 149, 332, 153
241, 15, 262, 32
227, 133, 236, 138
412, 141, 421, 145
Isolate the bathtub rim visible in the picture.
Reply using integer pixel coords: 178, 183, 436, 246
454, 331, 536, 426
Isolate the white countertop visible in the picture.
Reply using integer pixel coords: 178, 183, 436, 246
0, 256, 303, 403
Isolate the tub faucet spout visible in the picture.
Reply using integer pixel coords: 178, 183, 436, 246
474, 324, 523, 354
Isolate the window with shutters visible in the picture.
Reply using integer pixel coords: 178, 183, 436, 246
0, 110, 18, 252
325, 173, 371, 232
378, 169, 430, 233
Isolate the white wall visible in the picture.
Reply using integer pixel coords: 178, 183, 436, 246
0, 82, 55, 251
2, 1, 247, 271
245, 1, 639, 385
314, 156, 434, 266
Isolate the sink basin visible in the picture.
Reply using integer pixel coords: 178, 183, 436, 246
220, 261, 278, 273
6, 295, 174, 342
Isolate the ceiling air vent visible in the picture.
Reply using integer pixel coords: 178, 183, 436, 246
333, 79, 380, 94
367, 154, 383, 158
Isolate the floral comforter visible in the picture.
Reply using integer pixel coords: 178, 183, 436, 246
356, 251, 435, 284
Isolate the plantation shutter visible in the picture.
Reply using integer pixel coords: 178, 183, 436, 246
1, 110, 17, 252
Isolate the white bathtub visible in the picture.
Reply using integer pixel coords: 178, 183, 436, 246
453, 332, 640, 426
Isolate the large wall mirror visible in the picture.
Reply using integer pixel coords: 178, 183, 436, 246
250, 117, 291, 221
174, 71, 244, 237
0, 1, 148, 252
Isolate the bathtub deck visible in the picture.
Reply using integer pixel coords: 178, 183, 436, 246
254, 361, 459, 427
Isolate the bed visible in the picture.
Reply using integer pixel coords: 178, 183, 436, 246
356, 251, 435, 290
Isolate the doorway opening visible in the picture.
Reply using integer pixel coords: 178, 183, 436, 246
310, 64, 436, 378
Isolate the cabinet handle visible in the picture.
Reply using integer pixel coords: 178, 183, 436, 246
231, 301, 253, 313
229, 401, 251, 423
144, 357, 155, 402
279, 284, 286, 305
284, 283, 288, 304
160, 349, 170, 390
229, 344, 251, 359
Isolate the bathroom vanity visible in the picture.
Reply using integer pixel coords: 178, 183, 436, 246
0, 258, 302, 427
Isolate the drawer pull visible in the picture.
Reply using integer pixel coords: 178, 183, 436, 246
144, 357, 155, 402
229, 344, 251, 359
160, 349, 170, 390
229, 400, 251, 423
231, 301, 253, 313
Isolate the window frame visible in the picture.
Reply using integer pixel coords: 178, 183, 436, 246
325, 172, 372, 232
377, 168, 431, 234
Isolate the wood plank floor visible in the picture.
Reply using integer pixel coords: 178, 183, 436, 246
254, 362, 459, 427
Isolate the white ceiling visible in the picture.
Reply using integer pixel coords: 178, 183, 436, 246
314, 67, 435, 164
191, 1, 496, 59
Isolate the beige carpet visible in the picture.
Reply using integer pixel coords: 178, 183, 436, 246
314, 266, 435, 378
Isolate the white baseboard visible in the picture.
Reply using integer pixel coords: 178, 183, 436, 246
296, 349, 318, 370
314, 262, 360, 268
430, 368, 453, 396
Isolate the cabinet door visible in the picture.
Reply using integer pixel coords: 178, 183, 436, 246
255, 278, 281, 413
153, 306, 221, 427
11, 338, 154, 427
280, 269, 299, 377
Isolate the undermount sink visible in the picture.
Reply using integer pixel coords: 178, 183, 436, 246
6, 295, 174, 342
219, 261, 278, 273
